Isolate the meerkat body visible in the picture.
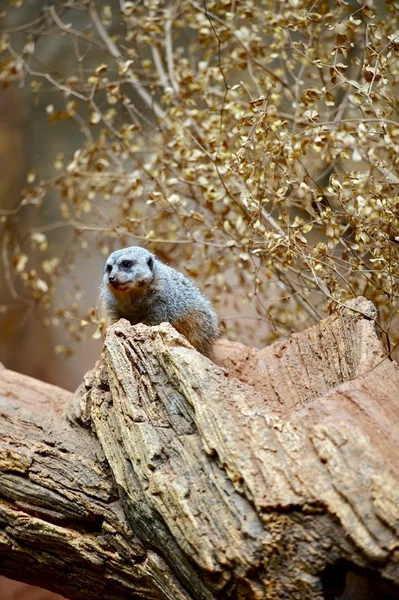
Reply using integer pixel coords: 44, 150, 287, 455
99, 246, 219, 356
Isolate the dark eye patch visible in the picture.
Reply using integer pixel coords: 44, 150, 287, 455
147, 256, 154, 270
121, 259, 134, 269
106, 264, 112, 273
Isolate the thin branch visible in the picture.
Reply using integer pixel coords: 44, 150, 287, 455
8, 45, 88, 101
274, 265, 322, 322
88, 2, 167, 120
189, 0, 293, 95
165, 4, 180, 94
1, 233, 35, 308
48, 6, 112, 56
151, 45, 171, 92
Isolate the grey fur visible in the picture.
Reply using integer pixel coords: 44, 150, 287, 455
100, 246, 219, 356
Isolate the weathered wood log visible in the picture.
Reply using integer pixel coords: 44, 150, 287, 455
0, 298, 398, 599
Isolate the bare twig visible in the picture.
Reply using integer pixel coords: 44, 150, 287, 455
165, 4, 180, 94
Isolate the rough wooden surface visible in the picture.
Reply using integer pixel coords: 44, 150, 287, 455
0, 298, 398, 599
0, 367, 191, 599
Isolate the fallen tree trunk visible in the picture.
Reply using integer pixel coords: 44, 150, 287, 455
0, 298, 398, 599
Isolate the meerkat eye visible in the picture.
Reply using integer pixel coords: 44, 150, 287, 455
121, 259, 133, 269
106, 264, 112, 273
147, 256, 154, 270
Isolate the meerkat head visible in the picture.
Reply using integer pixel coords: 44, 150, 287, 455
104, 246, 155, 295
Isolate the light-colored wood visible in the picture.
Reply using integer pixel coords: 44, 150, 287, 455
0, 298, 398, 599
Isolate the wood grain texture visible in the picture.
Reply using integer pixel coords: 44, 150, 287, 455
0, 368, 192, 599
0, 298, 398, 599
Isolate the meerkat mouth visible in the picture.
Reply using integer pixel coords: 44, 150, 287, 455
109, 281, 130, 292
109, 280, 148, 292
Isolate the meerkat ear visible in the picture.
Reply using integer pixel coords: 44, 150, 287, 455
147, 256, 154, 270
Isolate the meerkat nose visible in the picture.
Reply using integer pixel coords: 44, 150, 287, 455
108, 275, 116, 283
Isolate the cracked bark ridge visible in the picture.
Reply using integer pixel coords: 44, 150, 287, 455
0, 297, 398, 599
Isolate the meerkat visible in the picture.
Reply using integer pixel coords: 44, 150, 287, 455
99, 246, 219, 356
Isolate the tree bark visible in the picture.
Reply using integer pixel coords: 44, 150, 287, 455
0, 298, 398, 599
